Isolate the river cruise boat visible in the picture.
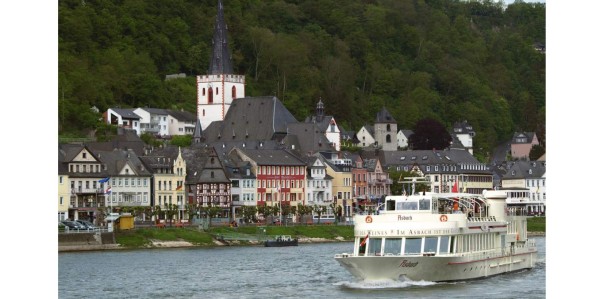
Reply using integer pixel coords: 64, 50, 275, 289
334, 189, 537, 282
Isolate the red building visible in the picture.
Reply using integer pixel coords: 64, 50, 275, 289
231, 148, 306, 209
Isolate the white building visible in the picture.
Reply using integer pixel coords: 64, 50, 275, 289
196, 0, 245, 131
134, 108, 169, 136
104, 108, 141, 135
356, 125, 376, 148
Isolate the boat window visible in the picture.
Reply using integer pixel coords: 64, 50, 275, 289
419, 199, 430, 211
386, 200, 396, 211
397, 202, 418, 210
384, 238, 402, 255
439, 236, 450, 254
404, 238, 422, 255
359, 238, 367, 256
368, 238, 382, 256
424, 237, 437, 254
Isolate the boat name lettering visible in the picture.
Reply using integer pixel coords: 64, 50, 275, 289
356, 228, 458, 236
399, 260, 418, 267
397, 215, 413, 221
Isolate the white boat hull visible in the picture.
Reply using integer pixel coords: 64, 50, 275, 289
335, 249, 537, 282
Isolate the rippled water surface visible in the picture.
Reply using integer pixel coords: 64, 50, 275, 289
59, 237, 545, 298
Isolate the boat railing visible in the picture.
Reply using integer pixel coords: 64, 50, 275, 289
335, 242, 536, 259
507, 207, 528, 216
467, 216, 497, 222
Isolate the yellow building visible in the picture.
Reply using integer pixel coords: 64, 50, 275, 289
58, 174, 70, 221
323, 156, 354, 221
140, 147, 187, 222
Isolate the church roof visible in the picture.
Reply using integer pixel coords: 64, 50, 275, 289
201, 96, 298, 143
375, 107, 396, 124
208, 0, 233, 75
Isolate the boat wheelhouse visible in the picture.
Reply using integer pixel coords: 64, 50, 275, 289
334, 187, 537, 282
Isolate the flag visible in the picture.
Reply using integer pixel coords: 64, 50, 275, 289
452, 181, 458, 193
99, 177, 110, 183
359, 234, 369, 247
105, 187, 112, 195
176, 184, 183, 191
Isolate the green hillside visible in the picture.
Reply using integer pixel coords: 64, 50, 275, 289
58, 0, 545, 158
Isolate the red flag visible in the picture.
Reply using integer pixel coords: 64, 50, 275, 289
359, 234, 369, 247
452, 181, 458, 193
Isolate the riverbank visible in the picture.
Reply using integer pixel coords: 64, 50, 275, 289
59, 220, 545, 252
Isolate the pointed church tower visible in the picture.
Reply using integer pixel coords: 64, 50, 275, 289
316, 98, 324, 123
196, 0, 245, 132
374, 107, 398, 151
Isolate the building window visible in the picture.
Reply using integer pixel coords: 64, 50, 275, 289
208, 87, 213, 103
232, 86, 237, 99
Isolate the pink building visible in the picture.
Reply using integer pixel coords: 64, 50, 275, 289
510, 132, 539, 159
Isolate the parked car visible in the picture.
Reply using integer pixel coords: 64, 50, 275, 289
61, 220, 84, 230
76, 220, 97, 230
58, 222, 66, 232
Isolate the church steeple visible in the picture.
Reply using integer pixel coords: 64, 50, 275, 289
316, 98, 325, 122
209, 0, 233, 75
193, 118, 204, 144
197, 0, 245, 132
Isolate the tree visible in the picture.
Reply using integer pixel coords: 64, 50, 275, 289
281, 204, 292, 225
240, 206, 258, 224
185, 203, 198, 223
151, 206, 162, 223
312, 205, 327, 224
296, 203, 313, 225
165, 203, 179, 226
170, 135, 192, 147
206, 206, 222, 227
408, 118, 452, 150
140, 132, 162, 147
329, 203, 341, 224
529, 144, 545, 161
257, 205, 274, 225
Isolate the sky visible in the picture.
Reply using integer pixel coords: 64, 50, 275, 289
2, 0, 598, 297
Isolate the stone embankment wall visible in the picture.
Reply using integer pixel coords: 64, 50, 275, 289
58, 232, 119, 252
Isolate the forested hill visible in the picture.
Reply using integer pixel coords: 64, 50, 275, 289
58, 0, 545, 157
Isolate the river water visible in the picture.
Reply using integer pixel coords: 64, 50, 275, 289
58, 236, 545, 298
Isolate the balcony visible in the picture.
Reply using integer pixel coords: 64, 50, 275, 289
71, 188, 104, 195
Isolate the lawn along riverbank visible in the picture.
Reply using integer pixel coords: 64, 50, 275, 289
59, 217, 545, 252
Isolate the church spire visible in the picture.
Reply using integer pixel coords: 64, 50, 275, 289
193, 119, 204, 144
316, 98, 324, 122
209, 0, 233, 75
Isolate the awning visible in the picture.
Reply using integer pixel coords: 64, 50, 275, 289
106, 215, 121, 221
